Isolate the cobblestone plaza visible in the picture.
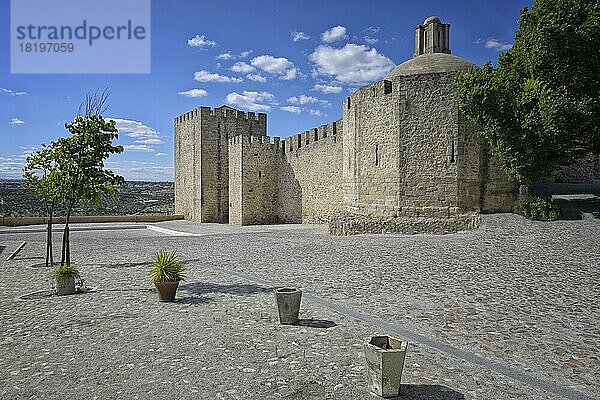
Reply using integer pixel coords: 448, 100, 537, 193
1, 214, 598, 399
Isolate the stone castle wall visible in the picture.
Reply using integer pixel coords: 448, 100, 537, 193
280, 120, 344, 223
174, 110, 201, 221
457, 113, 517, 213
343, 75, 461, 217
226, 121, 344, 225
174, 107, 265, 223
228, 135, 280, 225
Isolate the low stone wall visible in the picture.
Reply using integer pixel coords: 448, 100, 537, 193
0, 214, 184, 227
329, 213, 481, 236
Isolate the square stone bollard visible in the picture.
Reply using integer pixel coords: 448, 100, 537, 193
274, 288, 302, 324
364, 335, 408, 398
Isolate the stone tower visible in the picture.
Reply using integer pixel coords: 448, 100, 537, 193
414, 16, 451, 57
174, 106, 266, 223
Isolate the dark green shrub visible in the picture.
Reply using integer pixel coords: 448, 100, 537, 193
521, 197, 561, 221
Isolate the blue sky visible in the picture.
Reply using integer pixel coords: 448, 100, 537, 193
0, 0, 533, 181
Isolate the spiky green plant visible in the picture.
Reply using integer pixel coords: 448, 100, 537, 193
53, 264, 80, 278
148, 251, 187, 283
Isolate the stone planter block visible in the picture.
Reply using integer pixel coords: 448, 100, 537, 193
55, 275, 76, 296
364, 335, 408, 398
274, 287, 302, 324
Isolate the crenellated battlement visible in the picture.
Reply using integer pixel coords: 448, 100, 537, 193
228, 134, 284, 152
283, 119, 342, 154
345, 80, 393, 110
174, 106, 267, 125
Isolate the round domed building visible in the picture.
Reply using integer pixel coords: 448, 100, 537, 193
339, 17, 516, 232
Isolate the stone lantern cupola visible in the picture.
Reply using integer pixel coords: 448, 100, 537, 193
414, 16, 451, 57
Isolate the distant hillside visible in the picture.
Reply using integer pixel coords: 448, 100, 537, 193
0, 180, 174, 217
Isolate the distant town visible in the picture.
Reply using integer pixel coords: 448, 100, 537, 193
0, 179, 174, 217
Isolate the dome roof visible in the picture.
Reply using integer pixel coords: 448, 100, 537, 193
423, 16, 440, 25
385, 53, 475, 79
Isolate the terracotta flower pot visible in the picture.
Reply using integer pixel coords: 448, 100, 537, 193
154, 281, 180, 302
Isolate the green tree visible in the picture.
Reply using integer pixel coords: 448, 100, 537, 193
23, 146, 60, 267
454, 0, 600, 186
54, 93, 124, 266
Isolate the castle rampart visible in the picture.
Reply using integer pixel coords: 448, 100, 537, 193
175, 17, 521, 233
174, 105, 266, 223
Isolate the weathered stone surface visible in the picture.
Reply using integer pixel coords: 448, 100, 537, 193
1, 214, 598, 399
174, 18, 523, 233
329, 213, 481, 236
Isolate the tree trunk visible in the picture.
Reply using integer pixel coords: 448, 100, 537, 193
46, 218, 51, 268
48, 208, 54, 267
61, 205, 72, 266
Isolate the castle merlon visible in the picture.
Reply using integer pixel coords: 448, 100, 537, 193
227, 134, 284, 150
282, 119, 341, 154
174, 106, 267, 125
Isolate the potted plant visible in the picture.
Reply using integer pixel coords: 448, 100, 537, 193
364, 335, 408, 398
274, 287, 302, 324
53, 264, 80, 296
148, 250, 186, 302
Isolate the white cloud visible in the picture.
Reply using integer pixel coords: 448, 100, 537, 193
312, 84, 343, 94
247, 73, 267, 83
231, 62, 255, 73
321, 26, 347, 43
281, 106, 301, 114
309, 109, 326, 117
216, 52, 233, 60
483, 38, 512, 51
251, 55, 298, 80
178, 88, 208, 98
194, 70, 243, 83
225, 91, 274, 112
364, 37, 379, 45
155, 152, 167, 157
309, 43, 395, 84
287, 95, 329, 107
109, 118, 163, 146
123, 144, 156, 153
135, 138, 163, 145
188, 34, 217, 47
291, 30, 310, 42
364, 26, 380, 35
239, 50, 253, 58
10, 118, 25, 125
1, 88, 27, 96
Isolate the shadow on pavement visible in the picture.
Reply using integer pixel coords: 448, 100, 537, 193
180, 281, 274, 296
393, 384, 465, 400
176, 296, 213, 305
102, 261, 149, 269
296, 318, 337, 329
0, 246, 4, 256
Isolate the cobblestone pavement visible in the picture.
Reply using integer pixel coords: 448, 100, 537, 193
0, 214, 598, 399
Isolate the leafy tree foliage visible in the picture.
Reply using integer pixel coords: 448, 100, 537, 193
455, 0, 600, 183
23, 146, 60, 267
54, 114, 124, 266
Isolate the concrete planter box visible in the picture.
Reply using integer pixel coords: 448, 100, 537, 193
55, 275, 76, 296
274, 287, 302, 324
364, 335, 408, 398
